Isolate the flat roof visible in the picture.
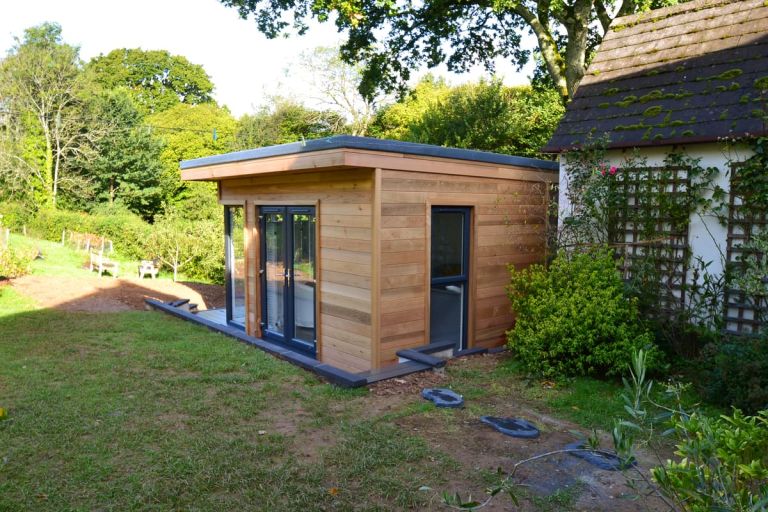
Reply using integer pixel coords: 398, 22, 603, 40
180, 135, 559, 172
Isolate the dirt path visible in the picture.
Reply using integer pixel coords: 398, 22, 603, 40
10, 274, 225, 312
367, 355, 667, 511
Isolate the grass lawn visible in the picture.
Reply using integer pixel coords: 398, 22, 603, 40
0, 299, 635, 511
7, 233, 203, 282
0, 240, 655, 511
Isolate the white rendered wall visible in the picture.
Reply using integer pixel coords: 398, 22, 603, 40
559, 142, 755, 278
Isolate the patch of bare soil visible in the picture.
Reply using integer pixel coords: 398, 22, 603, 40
370, 354, 666, 512
10, 274, 225, 312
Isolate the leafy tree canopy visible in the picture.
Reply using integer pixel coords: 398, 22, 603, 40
372, 77, 564, 158
234, 98, 345, 150
79, 89, 165, 219
221, 0, 681, 101
147, 102, 236, 211
0, 22, 88, 207
87, 48, 215, 114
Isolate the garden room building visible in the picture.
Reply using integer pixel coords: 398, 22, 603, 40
544, 0, 768, 336
179, 136, 557, 378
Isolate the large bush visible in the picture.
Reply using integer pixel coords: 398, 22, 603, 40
0, 202, 33, 231
0, 247, 32, 279
506, 248, 658, 378
701, 336, 768, 414
652, 409, 768, 511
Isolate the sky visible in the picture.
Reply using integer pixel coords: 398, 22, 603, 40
1, 0, 533, 117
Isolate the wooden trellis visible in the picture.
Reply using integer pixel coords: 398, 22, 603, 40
724, 166, 767, 335
610, 166, 691, 318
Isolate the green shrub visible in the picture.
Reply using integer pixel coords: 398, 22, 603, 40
0, 202, 33, 231
617, 350, 768, 511
701, 336, 768, 414
506, 248, 658, 378
88, 204, 152, 260
0, 247, 32, 279
651, 409, 768, 511
28, 208, 92, 241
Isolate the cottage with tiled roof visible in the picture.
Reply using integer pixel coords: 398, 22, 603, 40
546, 0, 768, 334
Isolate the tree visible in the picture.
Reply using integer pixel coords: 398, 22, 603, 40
0, 22, 95, 206
80, 89, 165, 219
221, 0, 681, 101
372, 77, 564, 158
234, 97, 345, 150
146, 211, 205, 281
147, 102, 237, 212
87, 48, 214, 114
296, 46, 384, 135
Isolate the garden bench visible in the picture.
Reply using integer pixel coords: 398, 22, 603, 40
138, 259, 160, 279
89, 249, 119, 277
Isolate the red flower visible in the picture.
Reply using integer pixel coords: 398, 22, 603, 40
609, 166, 618, 175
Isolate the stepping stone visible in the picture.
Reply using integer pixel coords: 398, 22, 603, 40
564, 441, 635, 471
421, 388, 464, 408
480, 416, 540, 438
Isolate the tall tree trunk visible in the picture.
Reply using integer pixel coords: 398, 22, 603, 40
41, 118, 55, 207
53, 137, 61, 206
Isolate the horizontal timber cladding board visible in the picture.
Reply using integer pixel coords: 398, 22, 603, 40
320, 248, 371, 265
323, 258, 372, 276
376, 168, 549, 363
318, 203, 371, 216
381, 177, 549, 195
320, 237, 372, 253
381, 227, 426, 241
322, 327, 372, 354
222, 190, 372, 204
381, 190, 546, 206
321, 226, 372, 241
224, 168, 371, 187
381, 215, 425, 228
382, 203, 427, 216
478, 224, 546, 236
320, 215, 371, 228
321, 313, 372, 337
381, 238, 427, 252
322, 270, 372, 290
381, 250, 423, 265
382, 296, 425, 314
478, 244, 544, 258
322, 348, 371, 373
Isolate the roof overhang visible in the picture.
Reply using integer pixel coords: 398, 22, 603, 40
181, 136, 559, 183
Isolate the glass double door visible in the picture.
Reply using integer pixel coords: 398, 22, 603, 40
261, 206, 317, 354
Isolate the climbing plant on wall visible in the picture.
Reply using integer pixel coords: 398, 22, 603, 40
560, 143, 724, 355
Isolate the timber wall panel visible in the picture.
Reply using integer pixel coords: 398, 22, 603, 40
220, 168, 374, 373
378, 169, 550, 366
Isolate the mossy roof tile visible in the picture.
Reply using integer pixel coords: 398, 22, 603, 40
544, 0, 768, 152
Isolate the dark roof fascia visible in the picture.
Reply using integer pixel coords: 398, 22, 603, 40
542, 128, 768, 154
180, 135, 559, 172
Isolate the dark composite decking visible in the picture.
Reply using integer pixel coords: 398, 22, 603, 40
145, 300, 463, 387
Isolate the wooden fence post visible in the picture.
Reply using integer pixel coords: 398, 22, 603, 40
3, 228, 9, 249
62, 229, 66, 245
